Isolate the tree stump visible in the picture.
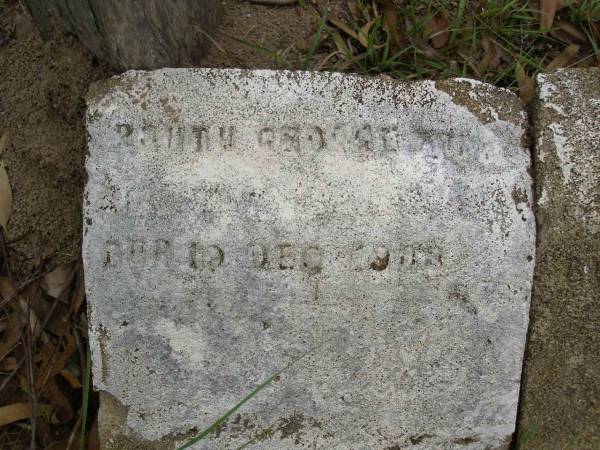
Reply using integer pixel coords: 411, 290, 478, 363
22, 0, 222, 71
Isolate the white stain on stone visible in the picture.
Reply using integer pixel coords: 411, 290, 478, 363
548, 122, 573, 185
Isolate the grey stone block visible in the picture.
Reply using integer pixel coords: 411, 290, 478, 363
518, 68, 600, 449
83, 69, 535, 449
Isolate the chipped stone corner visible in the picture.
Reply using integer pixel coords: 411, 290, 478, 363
435, 78, 527, 131
86, 70, 156, 118
98, 392, 198, 450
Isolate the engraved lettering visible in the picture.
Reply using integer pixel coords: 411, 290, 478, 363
246, 243, 267, 268
167, 126, 184, 151
380, 126, 399, 151
351, 243, 369, 271
129, 240, 147, 264
193, 126, 210, 152
281, 126, 300, 153
189, 242, 199, 269
116, 123, 132, 138
258, 127, 275, 149
303, 126, 326, 152
302, 246, 322, 274
278, 243, 296, 270
189, 242, 224, 271
331, 124, 348, 152
219, 126, 236, 150
102, 239, 443, 274
104, 240, 122, 267
154, 239, 173, 266
355, 125, 374, 152
370, 246, 390, 271
205, 245, 224, 271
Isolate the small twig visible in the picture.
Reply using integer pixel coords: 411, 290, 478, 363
0, 354, 26, 392
192, 26, 247, 67
0, 273, 75, 393
23, 305, 37, 449
0, 229, 15, 286
32, 264, 80, 397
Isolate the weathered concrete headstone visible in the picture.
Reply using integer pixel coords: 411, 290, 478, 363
518, 69, 600, 449
84, 69, 535, 449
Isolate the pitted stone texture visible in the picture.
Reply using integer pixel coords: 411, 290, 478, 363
518, 69, 600, 449
84, 69, 535, 449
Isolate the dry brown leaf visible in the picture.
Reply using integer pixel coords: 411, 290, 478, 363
0, 276, 17, 305
358, 20, 374, 47
60, 368, 82, 389
36, 334, 77, 392
0, 402, 53, 427
540, 0, 568, 31
381, 0, 404, 49
0, 160, 12, 235
0, 313, 21, 360
329, 16, 360, 41
347, 0, 362, 22
41, 262, 76, 299
332, 31, 350, 56
547, 44, 580, 70
477, 34, 501, 73
43, 304, 70, 337
71, 268, 86, 314
551, 20, 589, 44
0, 355, 18, 371
425, 12, 450, 49
45, 377, 74, 423
12, 282, 42, 335
515, 63, 535, 105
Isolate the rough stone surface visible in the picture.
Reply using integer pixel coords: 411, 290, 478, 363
83, 69, 535, 449
518, 69, 600, 449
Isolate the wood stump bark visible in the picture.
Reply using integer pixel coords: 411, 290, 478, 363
23, 0, 222, 70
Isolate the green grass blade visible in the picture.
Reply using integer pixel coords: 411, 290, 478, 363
176, 371, 281, 450
449, 0, 467, 46
176, 346, 315, 450
235, 436, 258, 450
303, 6, 329, 70
79, 347, 91, 450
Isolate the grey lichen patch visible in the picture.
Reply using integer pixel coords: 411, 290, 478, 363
511, 185, 528, 206
87, 71, 155, 117
435, 78, 526, 131
217, 413, 331, 446
249, 413, 330, 445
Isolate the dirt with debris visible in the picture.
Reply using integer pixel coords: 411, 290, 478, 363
0, 6, 110, 277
